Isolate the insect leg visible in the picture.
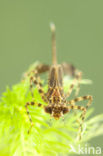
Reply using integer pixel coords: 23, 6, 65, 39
67, 95, 93, 140
30, 74, 48, 102
27, 64, 49, 102
25, 101, 43, 133
26, 63, 50, 76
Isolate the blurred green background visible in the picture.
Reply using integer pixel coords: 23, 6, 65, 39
0, 0, 103, 151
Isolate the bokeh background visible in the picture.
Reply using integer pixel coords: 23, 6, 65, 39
0, 0, 103, 152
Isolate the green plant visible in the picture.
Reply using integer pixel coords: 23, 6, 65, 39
0, 62, 103, 156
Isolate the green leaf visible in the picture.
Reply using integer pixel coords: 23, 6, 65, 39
0, 62, 103, 156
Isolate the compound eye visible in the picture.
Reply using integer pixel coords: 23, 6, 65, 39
44, 106, 52, 114
63, 107, 69, 114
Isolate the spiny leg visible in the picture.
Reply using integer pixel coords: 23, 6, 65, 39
63, 65, 82, 118
25, 101, 43, 133
29, 64, 49, 97
67, 95, 93, 140
30, 75, 47, 102
27, 64, 49, 102
30, 73, 37, 97
23, 63, 49, 98
29, 70, 38, 98
68, 104, 86, 140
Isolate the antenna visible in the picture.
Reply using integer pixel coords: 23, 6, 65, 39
50, 23, 57, 65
